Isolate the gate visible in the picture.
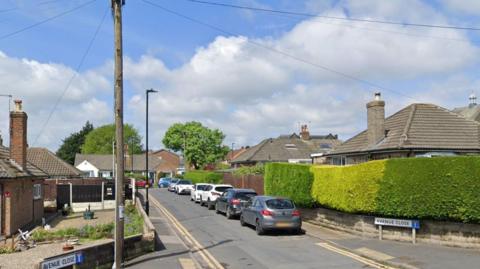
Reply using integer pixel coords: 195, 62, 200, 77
72, 185, 102, 203
57, 184, 71, 209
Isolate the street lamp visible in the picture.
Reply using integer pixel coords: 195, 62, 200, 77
145, 88, 157, 216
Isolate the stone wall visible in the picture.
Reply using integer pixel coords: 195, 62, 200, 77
302, 207, 480, 248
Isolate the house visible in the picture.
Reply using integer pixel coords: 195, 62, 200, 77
151, 149, 181, 177
0, 100, 46, 237
452, 93, 480, 122
224, 147, 248, 165
231, 125, 341, 166
322, 93, 480, 165
74, 153, 162, 180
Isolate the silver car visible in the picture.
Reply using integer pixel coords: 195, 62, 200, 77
240, 196, 301, 235
167, 179, 180, 192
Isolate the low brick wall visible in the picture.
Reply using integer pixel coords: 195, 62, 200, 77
302, 207, 480, 248
223, 173, 264, 194
36, 199, 156, 269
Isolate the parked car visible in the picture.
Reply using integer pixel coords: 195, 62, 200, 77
168, 179, 180, 192
215, 189, 257, 219
200, 184, 233, 209
191, 183, 209, 202
240, 196, 301, 235
135, 180, 147, 188
175, 180, 194, 194
158, 177, 172, 188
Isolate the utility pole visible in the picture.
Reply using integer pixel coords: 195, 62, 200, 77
112, 0, 125, 268
145, 89, 157, 216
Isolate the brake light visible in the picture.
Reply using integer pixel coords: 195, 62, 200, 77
231, 199, 240, 205
261, 210, 274, 216
292, 210, 301, 217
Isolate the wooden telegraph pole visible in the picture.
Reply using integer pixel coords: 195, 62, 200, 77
112, 0, 125, 268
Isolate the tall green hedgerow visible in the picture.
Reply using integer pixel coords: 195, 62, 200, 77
264, 163, 314, 207
310, 161, 385, 214
377, 157, 480, 222
184, 170, 223, 184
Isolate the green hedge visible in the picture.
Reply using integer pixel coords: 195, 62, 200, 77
184, 170, 223, 184
264, 163, 314, 207
309, 157, 480, 223
311, 161, 385, 213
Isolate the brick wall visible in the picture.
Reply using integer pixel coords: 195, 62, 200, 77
9, 110, 27, 169
3, 178, 44, 236
222, 173, 264, 195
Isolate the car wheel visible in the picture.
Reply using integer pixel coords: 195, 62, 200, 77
255, 220, 265, 235
226, 206, 233, 219
240, 215, 247, 227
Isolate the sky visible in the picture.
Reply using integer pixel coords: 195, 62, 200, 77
1, 0, 480, 152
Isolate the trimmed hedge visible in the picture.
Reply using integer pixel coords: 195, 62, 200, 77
311, 161, 385, 213
264, 163, 314, 207
184, 170, 223, 184
310, 157, 480, 223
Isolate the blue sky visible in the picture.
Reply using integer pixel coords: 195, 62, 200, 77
1, 0, 480, 151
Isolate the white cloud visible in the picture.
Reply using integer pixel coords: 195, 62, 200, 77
441, 0, 480, 16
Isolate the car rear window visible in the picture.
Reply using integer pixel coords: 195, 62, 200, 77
178, 180, 191, 184
215, 186, 232, 192
265, 199, 294, 209
234, 192, 257, 200
197, 185, 207, 190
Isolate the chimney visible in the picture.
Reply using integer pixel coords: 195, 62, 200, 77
300, 124, 310, 140
0, 131, 3, 146
10, 100, 28, 170
469, 93, 477, 108
367, 93, 385, 146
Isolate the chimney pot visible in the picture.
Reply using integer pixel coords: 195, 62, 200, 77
14, 100, 22, 112
374, 92, 381, 101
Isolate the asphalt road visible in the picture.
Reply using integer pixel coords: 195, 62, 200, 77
149, 188, 376, 269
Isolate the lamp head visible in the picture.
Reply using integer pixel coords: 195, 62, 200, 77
146, 89, 158, 94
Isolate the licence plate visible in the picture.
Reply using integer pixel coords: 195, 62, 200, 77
276, 222, 291, 228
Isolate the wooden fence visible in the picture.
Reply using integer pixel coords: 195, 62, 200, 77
222, 173, 264, 195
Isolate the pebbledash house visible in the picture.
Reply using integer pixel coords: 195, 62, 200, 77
320, 93, 480, 165
0, 100, 46, 237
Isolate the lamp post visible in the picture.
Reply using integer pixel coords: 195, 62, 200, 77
145, 89, 157, 216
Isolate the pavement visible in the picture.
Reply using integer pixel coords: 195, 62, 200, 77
129, 189, 480, 269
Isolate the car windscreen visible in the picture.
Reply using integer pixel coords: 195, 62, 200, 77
214, 186, 232, 192
171, 180, 179, 183
265, 199, 294, 209
234, 192, 257, 200
178, 180, 191, 185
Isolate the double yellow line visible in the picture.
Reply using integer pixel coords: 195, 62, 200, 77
149, 195, 224, 269
316, 243, 396, 269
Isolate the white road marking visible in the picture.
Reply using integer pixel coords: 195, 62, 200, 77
316, 242, 397, 269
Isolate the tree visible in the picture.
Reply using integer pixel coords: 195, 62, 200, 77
162, 121, 230, 170
82, 124, 143, 154
56, 121, 94, 164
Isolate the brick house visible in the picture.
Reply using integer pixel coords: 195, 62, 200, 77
0, 100, 46, 237
322, 93, 480, 165
151, 149, 181, 177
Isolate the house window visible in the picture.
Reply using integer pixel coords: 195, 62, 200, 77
33, 184, 42, 200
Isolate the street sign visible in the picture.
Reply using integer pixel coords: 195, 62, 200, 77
374, 217, 420, 229
41, 252, 84, 269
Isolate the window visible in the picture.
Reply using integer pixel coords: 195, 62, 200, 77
33, 184, 42, 200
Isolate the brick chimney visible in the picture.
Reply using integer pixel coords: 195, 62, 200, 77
367, 93, 385, 146
300, 124, 310, 140
10, 100, 28, 170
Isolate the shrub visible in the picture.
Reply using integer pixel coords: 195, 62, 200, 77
233, 164, 265, 176
311, 161, 385, 213
264, 163, 314, 208
184, 170, 223, 184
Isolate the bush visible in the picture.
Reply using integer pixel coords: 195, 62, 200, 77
233, 164, 265, 176
184, 170, 223, 184
311, 161, 385, 213
264, 163, 314, 208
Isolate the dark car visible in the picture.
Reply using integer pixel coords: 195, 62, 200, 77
240, 196, 301, 235
215, 189, 257, 219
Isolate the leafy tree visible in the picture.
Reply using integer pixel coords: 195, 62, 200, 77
162, 121, 229, 170
56, 121, 94, 164
82, 124, 143, 154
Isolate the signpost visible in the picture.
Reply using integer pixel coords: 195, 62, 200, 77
41, 252, 84, 269
374, 217, 420, 244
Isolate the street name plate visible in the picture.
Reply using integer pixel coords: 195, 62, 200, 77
374, 217, 420, 229
41, 252, 83, 269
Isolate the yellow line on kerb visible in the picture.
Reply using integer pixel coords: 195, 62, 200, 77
150, 195, 224, 269
316, 243, 396, 269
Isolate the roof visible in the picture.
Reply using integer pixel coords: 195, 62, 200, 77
327, 103, 480, 156
0, 146, 47, 179
27, 148, 82, 177
74, 153, 163, 171
225, 148, 247, 161
452, 104, 480, 122
231, 134, 341, 164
